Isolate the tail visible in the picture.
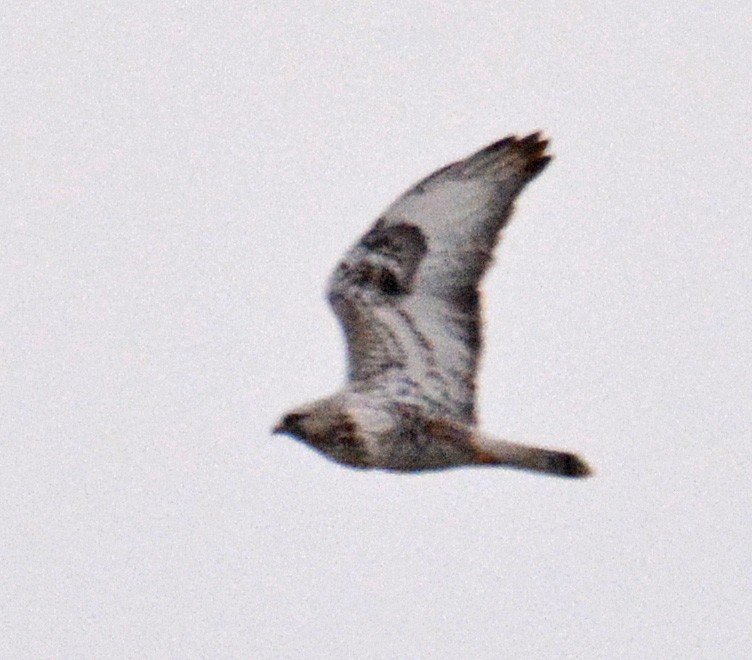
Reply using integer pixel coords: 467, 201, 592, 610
474, 436, 592, 478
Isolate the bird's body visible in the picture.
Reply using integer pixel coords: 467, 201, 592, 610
274, 133, 592, 478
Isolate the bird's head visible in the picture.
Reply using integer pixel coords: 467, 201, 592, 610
272, 406, 316, 441
272, 398, 367, 467
272, 399, 336, 441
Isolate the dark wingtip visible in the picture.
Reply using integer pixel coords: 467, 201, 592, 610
441, 131, 553, 182
482, 132, 553, 178
525, 154, 552, 177
519, 131, 543, 146
516, 132, 552, 176
478, 132, 549, 156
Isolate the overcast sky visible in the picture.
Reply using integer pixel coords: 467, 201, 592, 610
2, 2, 750, 658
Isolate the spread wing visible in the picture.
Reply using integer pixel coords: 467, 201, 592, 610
327, 133, 551, 424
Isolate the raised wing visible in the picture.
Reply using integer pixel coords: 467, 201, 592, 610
328, 134, 551, 424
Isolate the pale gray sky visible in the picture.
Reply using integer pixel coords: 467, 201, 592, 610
2, 2, 750, 658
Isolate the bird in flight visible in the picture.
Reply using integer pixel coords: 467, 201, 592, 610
273, 133, 592, 478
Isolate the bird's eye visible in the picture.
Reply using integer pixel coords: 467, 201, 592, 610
284, 413, 306, 427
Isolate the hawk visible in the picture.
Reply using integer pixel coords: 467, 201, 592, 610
273, 134, 592, 478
